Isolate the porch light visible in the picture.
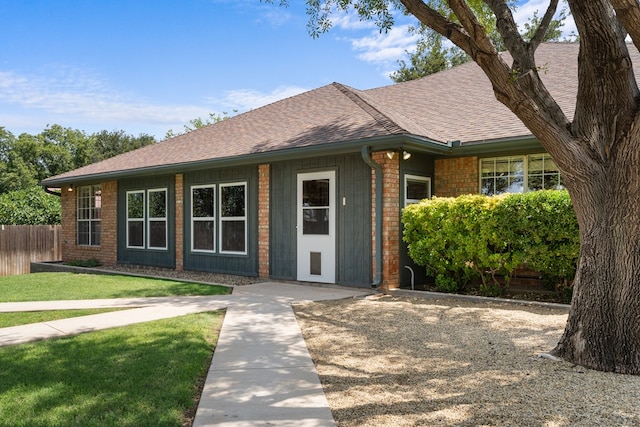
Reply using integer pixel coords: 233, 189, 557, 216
67, 185, 73, 192
386, 151, 396, 159
403, 151, 412, 160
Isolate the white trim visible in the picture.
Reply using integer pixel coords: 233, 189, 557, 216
190, 184, 217, 253
479, 153, 563, 195
76, 184, 102, 246
296, 170, 336, 283
219, 181, 248, 255
404, 174, 431, 206
146, 188, 168, 250
126, 190, 145, 249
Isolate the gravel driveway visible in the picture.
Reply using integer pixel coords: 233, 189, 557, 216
294, 294, 640, 427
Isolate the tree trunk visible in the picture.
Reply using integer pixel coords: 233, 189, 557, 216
551, 130, 640, 374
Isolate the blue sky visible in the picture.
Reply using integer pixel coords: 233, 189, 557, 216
0, 0, 574, 139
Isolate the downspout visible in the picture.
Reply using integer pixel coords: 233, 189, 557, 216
361, 146, 382, 288
42, 185, 62, 197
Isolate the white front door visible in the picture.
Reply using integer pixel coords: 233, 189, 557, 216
297, 171, 336, 283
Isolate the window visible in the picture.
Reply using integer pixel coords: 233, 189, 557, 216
404, 175, 431, 206
527, 154, 563, 191
220, 183, 247, 254
190, 181, 247, 255
480, 156, 524, 195
127, 191, 145, 248
77, 185, 101, 246
147, 189, 167, 249
126, 188, 167, 250
480, 154, 563, 195
191, 185, 216, 252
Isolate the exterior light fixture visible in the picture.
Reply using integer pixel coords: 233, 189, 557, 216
386, 151, 395, 159
67, 185, 73, 192
403, 151, 412, 160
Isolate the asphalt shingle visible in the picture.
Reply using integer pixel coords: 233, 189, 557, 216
43, 43, 637, 184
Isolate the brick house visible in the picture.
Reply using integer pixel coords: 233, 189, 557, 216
42, 43, 613, 289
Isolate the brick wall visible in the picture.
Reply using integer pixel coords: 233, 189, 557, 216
371, 152, 400, 289
434, 157, 479, 197
258, 164, 270, 278
175, 174, 184, 271
61, 181, 117, 266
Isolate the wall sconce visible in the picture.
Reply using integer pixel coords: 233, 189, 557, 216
386, 151, 395, 159
403, 151, 412, 160
67, 184, 73, 192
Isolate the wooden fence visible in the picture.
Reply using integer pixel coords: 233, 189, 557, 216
0, 225, 62, 276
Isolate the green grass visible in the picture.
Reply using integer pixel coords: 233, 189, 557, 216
0, 272, 230, 302
0, 309, 125, 328
0, 311, 224, 427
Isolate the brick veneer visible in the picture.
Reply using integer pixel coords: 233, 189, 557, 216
371, 152, 400, 289
258, 164, 270, 278
61, 181, 117, 266
175, 174, 184, 271
434, 157, 479, 197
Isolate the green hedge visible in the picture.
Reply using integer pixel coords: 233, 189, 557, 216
0, 186, 61, 225
402, 190, 579, 296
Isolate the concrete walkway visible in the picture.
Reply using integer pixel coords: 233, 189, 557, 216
0, 282, 371, 426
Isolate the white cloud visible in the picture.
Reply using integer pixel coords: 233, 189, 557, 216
0, 68, 207, 123
351, 25, 419, 63
209, 85, 310, 111
0, 67, 218, 138
0, 65, 312, 139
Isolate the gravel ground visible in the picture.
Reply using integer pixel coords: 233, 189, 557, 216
94, 267, 640, 426
294, 294, 640, 427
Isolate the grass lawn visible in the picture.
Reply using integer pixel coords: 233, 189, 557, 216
0, 311, 224, 427
0, 272, 229, 302
0, 272, 228, 425
0, 308, 125, 328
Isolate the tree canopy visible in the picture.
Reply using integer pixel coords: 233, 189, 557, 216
0, 125, 156, 194
278, 0, 640, 375
391, 7, 569, 82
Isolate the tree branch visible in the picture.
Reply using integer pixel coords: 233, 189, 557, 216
529, 0, 560, 50
398, 0, 474, 56
609, 0, 640, 53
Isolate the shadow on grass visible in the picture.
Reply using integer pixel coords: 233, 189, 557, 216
109, 278, 231, 299
0, 311, 223, 427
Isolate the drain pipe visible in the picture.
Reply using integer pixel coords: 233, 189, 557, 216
42, 185, 61, 197
361, 146, 383, 288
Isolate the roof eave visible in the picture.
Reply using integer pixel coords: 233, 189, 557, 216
41, 134, 452, 186
449, 134, 544, 156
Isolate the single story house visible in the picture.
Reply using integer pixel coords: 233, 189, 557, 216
41, 43, 630, 289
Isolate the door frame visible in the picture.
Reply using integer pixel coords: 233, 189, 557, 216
296, 170, 336, 283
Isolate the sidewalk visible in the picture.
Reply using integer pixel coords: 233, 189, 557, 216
0, 282, 372, 426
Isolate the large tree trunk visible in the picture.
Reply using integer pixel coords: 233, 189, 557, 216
551, 126, 640, 374
397, 0, 640, 374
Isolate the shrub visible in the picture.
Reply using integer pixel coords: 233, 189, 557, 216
403, 190, 579, 296
0, 186, 61, 225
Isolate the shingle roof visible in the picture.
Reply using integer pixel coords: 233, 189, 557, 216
44, 42, 633, 184
364, 42, 582, 143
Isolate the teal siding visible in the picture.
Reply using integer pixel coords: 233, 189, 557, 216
270, 153, 372, 286
400, 153, 435, 287
183, 166, 258, 276
117, 175, 176, 268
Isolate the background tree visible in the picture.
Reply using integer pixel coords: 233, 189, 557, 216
0, 186, 61, 225
0, 125, 156, 224
391, 6, 568, 82
164, 111, 235, 139
280, 0, 640, 374
92, 130, 156, 162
